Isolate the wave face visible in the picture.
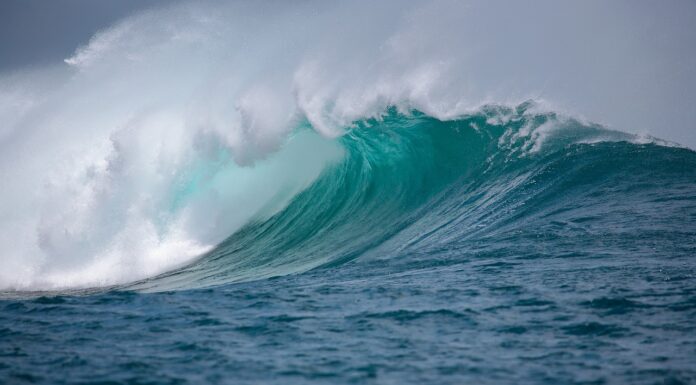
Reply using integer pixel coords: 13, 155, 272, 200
130, 103, 696, 291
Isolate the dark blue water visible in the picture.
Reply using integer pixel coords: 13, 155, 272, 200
2, 106, 696, 384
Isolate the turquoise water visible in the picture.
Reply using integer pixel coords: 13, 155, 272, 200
2, 104, 696, 384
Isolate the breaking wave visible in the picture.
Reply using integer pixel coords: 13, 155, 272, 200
1, 1, 694, 291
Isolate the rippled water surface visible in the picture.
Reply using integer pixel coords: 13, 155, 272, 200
3, 252, 696, 384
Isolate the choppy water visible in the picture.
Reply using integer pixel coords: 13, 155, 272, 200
2, 105, 696, 384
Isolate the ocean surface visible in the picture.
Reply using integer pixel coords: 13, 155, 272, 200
2, 105, 695, 384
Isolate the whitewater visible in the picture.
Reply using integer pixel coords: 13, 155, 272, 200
1, 1, 695, 384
